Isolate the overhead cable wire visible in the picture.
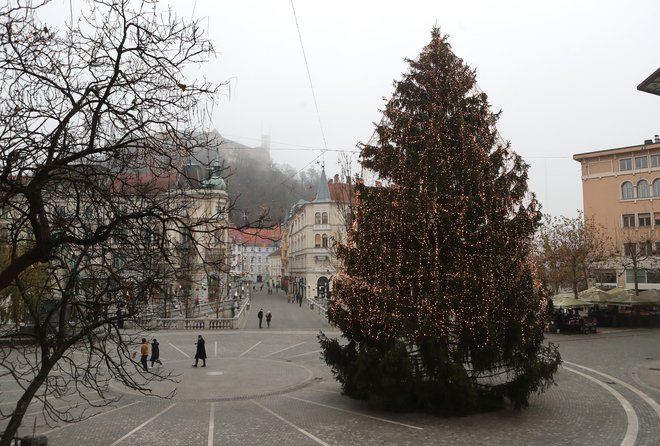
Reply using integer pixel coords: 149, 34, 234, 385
290, 0, 328, 157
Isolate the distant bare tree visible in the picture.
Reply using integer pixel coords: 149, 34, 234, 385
537, 212, 613, 297
0, 0, 225, 443
615, 228, 660, 295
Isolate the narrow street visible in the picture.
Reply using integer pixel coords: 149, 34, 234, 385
243, 286, 330, 331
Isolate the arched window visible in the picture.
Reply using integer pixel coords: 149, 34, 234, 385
322, 212, 328, 224
653, 179, 660, 197
315, 212, 321, 224
322, 234, 328, 248
637, 180, 650, 198
315, 234, 321, 247
621, 181, 633, 200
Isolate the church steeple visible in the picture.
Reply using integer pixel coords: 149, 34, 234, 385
314, 169, 331, 203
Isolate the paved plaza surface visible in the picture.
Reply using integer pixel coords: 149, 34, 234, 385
2, 289, 660, 445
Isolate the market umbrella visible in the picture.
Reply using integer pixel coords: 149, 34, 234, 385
638, 289, 660, 304
610, 289, 660, 306
605, 287, 631, 296
578, 287, 611, 303
551, 295, 591, 308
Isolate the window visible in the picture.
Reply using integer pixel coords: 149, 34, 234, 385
652, 154, 660, 167
639, 213, 652, 227
621, 182, 633, 199
625, 269, 647, 284
624, 242, 637, 256
622, 214, 635, 228
315, 212, 321, 224
322, 233, 328, 248
635, 156, 648, 169
648, 270, 660, 284
619, 158, 632, 171
322, 212, 328, 224
594, 269, 616, 285
315, 234, 321, 248
637, 180, 650, 198
639, 240, 653, 256
654, 179, 660, 197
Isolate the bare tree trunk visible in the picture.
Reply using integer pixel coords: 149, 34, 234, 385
1, 364, 52, 446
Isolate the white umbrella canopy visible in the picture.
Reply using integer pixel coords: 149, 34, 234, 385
605, 287, 633, 297
638, 289, 660, 303
585, 288, 660, 306
551, 295, 591, 308
578, 287, 612, 303
610, 289, 660, 306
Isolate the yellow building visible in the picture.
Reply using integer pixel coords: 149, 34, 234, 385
285, 170, 352, 299
573, 137, 660, 289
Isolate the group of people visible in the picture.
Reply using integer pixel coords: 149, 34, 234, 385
138, 338, 163, 372
137, 335, 207, 371
266, 284, 281, 294
287, 292, 303, 307
136, 283, 293, 372
257, 308, 272, 328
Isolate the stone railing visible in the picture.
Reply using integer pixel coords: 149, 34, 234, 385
152, 317, 237, 330
306, 296, 328, 317
127, 298, 250, 330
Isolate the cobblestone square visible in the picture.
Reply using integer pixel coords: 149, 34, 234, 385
2, 289, 660, 445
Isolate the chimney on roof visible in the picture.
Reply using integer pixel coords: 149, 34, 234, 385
375, 180, 382, 187
334, 174, 339, 183
655, 134, 660, 143
645, 139, 653, 145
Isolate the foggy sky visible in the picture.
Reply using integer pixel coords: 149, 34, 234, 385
45, 0, 660, 218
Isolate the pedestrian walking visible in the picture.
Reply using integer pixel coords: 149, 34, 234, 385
257, 308, 264, 328
140, 338, 149, 372
266, 310, 272, 328
193, 335, 207, 367
150, 339, 162, 367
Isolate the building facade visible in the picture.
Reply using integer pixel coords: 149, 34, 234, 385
573, 136, 660, 289
229, 226, 281, 284
285, 171, 352, 299
267, 249, 282, 288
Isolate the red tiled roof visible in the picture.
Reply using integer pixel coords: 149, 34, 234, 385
230, 225, 281, 247
329, 182, 354, 203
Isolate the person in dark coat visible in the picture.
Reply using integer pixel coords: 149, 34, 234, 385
193, 335, 207, 367
150, 339, 162, 367
257, 308, 264, 328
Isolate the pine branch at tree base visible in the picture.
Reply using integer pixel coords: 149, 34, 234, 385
318, 28, 561, 415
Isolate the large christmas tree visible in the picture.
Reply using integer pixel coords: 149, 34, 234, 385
319, 29, 560, 414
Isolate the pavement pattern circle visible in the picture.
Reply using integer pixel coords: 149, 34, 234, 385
115, 357, 314, 401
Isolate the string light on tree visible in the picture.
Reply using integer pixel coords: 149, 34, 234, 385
318, 28, 560, 415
